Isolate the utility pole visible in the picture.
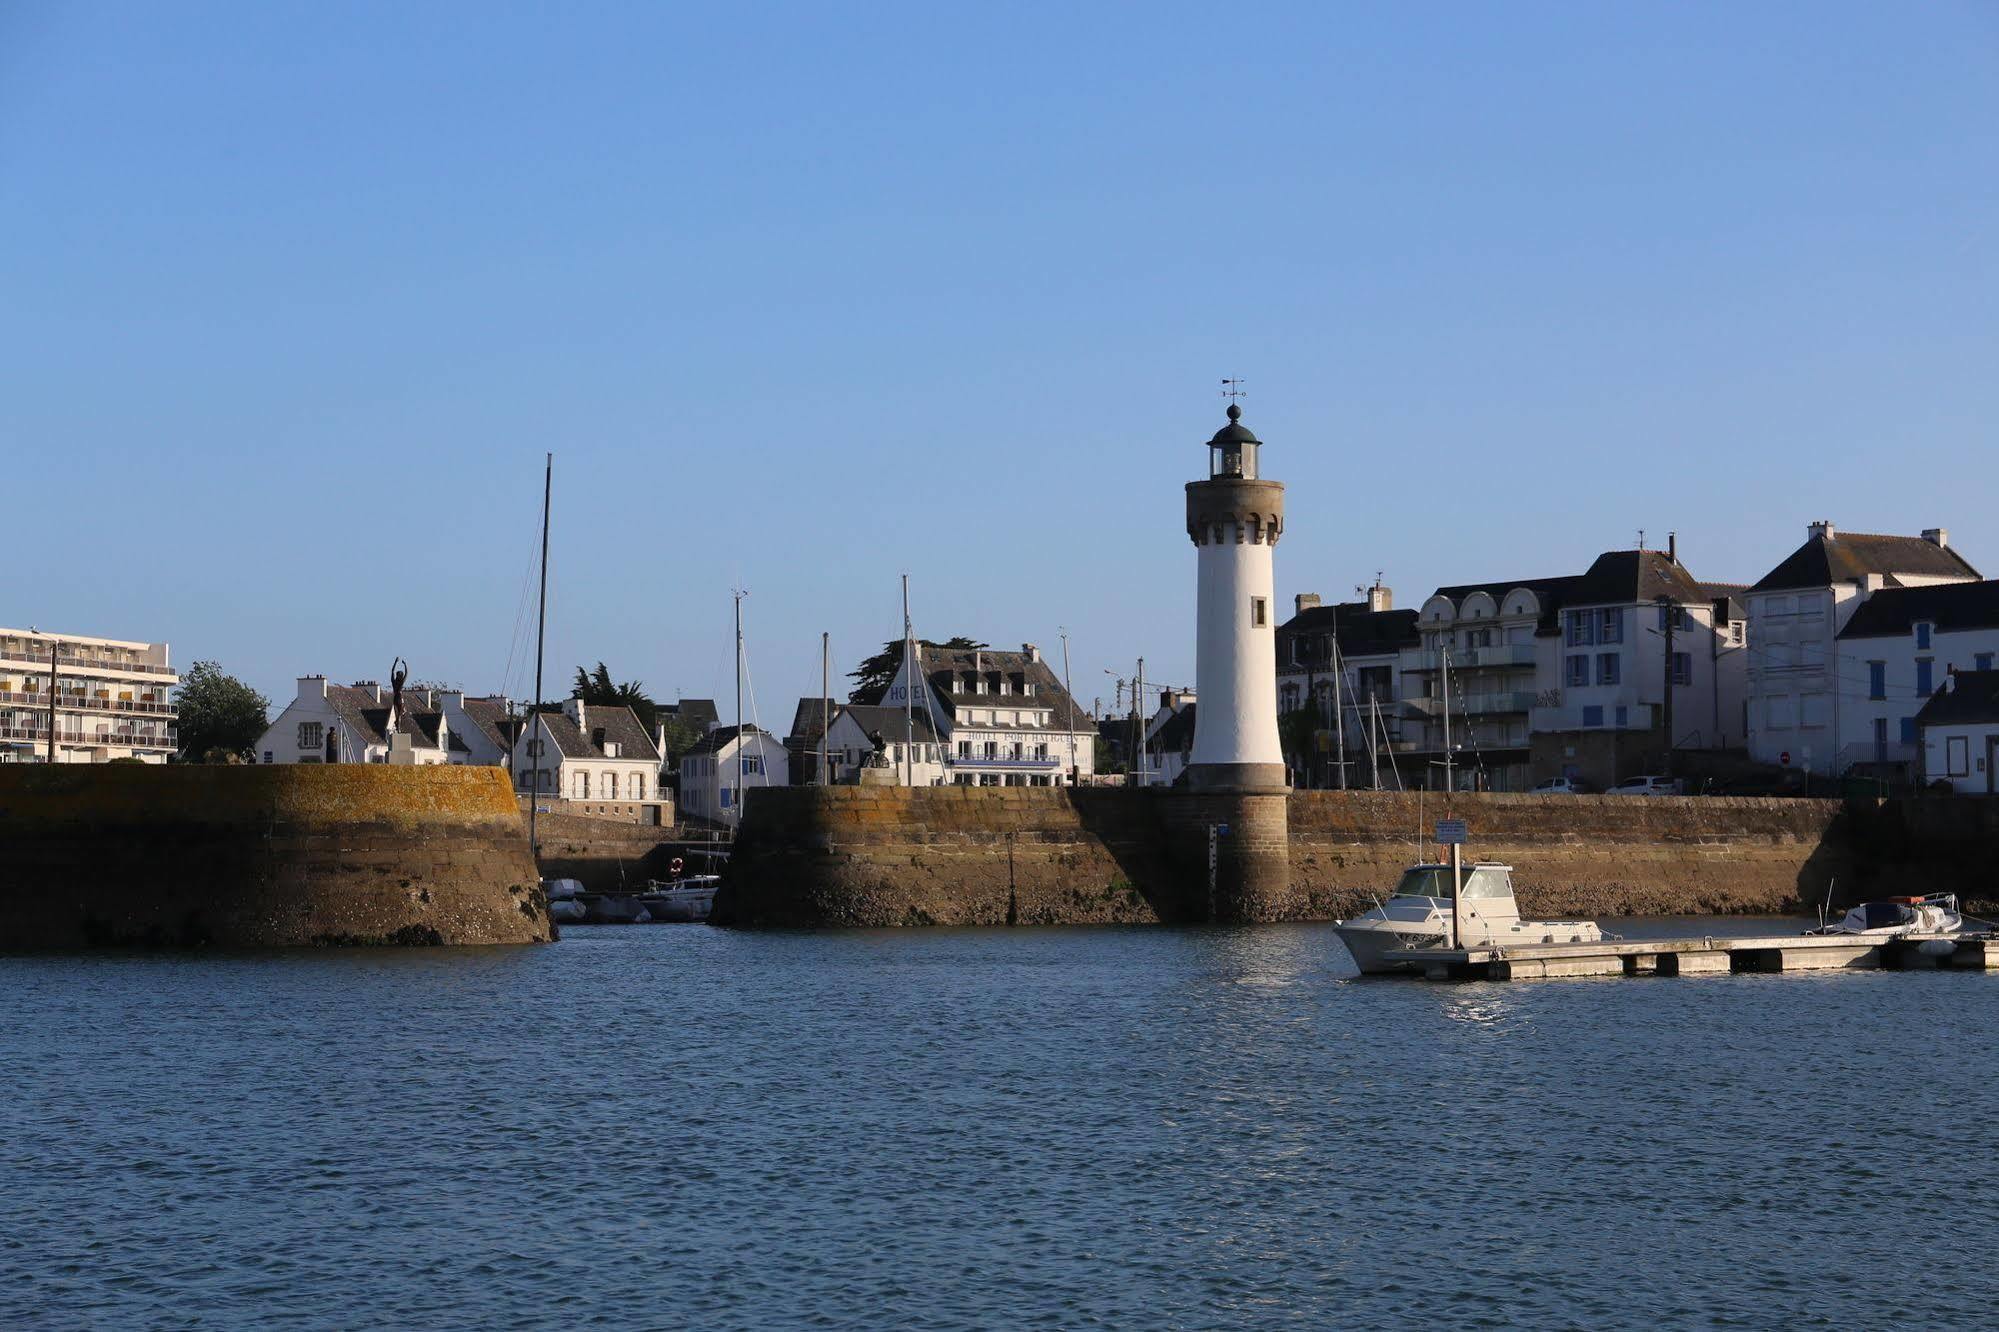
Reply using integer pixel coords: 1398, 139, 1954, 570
1132, 656, 1145, 787
1658, 595, 1677, 782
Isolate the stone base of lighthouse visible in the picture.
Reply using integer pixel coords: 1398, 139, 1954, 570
1162, 765, 1293, 923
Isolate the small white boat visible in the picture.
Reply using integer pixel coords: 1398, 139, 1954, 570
1807, 893, 1963, 938
1334, 862, 1603, 975
542, 878, 586, 901
639, 875, 723, 924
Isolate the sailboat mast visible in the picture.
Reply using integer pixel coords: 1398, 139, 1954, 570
821, 631, 830, 787
528, 452, 551, 862
1441, 638, 1454, 799
1060, 629, 1075, 784
734, 589, 744, 824
902, 574, 913, 787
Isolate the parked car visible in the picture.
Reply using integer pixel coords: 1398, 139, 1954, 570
1532, 777, 1588, 795
1606, 774, 1683, 797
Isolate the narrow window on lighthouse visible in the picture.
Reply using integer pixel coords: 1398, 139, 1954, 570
1251, 597, 1268, 628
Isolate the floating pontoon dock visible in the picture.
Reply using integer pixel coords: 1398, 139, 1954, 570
1382, 933, 1999, 982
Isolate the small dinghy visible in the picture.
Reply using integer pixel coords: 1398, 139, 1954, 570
1807, 893, 1963, 938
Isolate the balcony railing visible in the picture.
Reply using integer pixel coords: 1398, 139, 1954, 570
0, 690, 176, 715
1402, 691, 1537, 718
951, 755, 1060, 769
0, 723, 177, 749
0, 645, 177, 678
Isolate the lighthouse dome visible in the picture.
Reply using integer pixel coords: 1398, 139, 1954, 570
1205, 403, 1261, 479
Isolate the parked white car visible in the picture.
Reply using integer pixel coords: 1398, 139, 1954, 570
1606, 774, 1682, 797
1532, 777, 1586, 795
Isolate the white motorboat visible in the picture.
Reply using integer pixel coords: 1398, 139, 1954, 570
1807, 893, 1963, 938
1334, 862, 1603, 975
639, 875, 722, 924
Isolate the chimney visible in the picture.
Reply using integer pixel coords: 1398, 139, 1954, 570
298, 675, 329, 702
1808, 520, 1835, 542
1022, 643, 1040, 663
1295, 593, 1322, 615
565, 696, 585, 729
1667, 531, 1677, 563
1368, 584, 1393, 613
1923, 527, 1949, 549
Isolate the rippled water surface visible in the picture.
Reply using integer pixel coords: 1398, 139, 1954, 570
5, 921, 1996, 1329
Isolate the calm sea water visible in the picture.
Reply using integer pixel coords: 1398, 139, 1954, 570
5, 919, 1995, 1330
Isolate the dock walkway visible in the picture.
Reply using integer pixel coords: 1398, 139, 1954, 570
1382, 933, 1999, 981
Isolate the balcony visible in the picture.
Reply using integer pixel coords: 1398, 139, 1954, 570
1402, 691, 1537, 717
0, 690, 176, 716
0, 723, 177, 750
951, 755, 1060, 769
0, 645, 177, 679
1466, 644, 1537, 668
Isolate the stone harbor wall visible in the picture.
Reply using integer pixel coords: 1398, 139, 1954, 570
716, 786, 1892, 928
1286, 792, 1851, 920
0, 765, 551, 949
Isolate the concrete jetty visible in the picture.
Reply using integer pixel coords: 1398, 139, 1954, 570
1383, 933, 1998, 981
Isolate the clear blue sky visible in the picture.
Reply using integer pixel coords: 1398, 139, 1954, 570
5, 3, 1995, 722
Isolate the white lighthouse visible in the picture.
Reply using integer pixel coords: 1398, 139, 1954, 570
1185, 402, 1287, 791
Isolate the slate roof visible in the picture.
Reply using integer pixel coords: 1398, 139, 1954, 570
1564, 550, 1708, 608
1838, 581, 1999, 640
1915, 669, 1999, 726
660, 698, 719, 731
786, 696, 843, 745
1152, 704, 1197, 751
457, 696, 520, 752
534, 703, 661, 763
1276, 602, 1421, 661
835, 705, 941, 744
1750, 531, 1979, 593
917, 646, 1090, 734
684, 723, 777, 756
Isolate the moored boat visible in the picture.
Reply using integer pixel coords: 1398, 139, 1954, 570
1806, 893, 1963, 938
1334, 862, 1603, 975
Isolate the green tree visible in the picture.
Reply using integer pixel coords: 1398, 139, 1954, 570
847, 636, 987, 703
176, 661, 270, 763
570, 661, 658, 732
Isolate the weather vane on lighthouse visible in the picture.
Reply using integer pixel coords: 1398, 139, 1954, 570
1220, 377, 1247, 403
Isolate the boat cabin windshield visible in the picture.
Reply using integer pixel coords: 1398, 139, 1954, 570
1389, 865, 1513, 901
1858, 902, 1917, 929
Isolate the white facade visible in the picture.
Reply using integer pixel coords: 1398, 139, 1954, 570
0, 627, 178, 764
1920, 719, 1999, 793
877, 644, 1096, 787
1186, 404, 1284, 780
509, 698, 661, 803
1746, 523, 1977, 770
257, 677, 450, 765
678, 726, 789, 826
821, 707, 950, 786
1833, 587, 1999, 776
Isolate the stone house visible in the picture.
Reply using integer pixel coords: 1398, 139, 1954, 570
510, 697, 662, 803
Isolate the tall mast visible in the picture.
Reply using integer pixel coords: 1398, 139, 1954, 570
820, 630, 830, 787
528, 452, 551, 862
901, 574, 914, 787
1059, 628, 1076, 784
734, 587, 745, 823
1441, 638, 1454, 799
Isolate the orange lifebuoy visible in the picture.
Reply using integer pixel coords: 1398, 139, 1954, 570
669, 857, 685, 876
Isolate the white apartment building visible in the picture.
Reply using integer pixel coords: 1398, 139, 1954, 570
0, 627, 179, 763
1745, 522, 1978, 772
1832, 580, 1999, 779
1279, 547, 1748, 792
